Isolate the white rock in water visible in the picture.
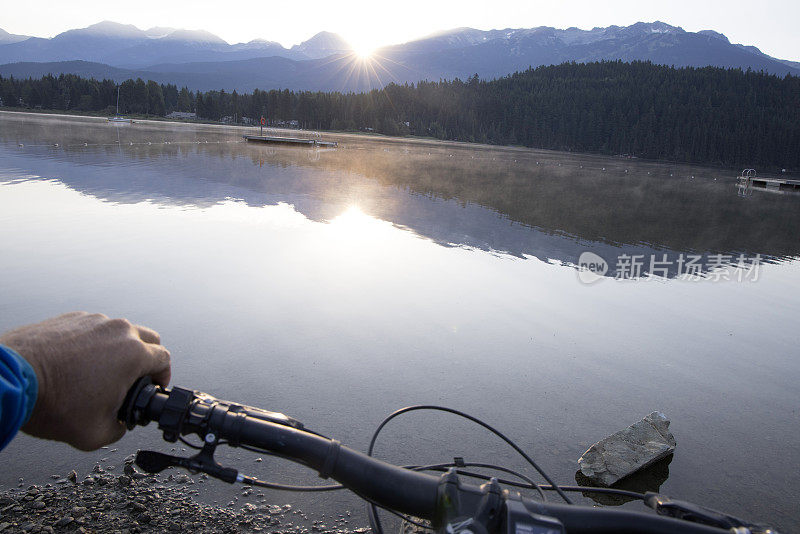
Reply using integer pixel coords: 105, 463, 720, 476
578, 411, 676, 486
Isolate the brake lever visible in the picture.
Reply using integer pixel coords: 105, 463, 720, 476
135, 433, 240, 484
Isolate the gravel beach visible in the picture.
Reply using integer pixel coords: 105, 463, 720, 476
0, 460, 368, 534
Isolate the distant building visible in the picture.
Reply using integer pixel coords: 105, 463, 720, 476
166, 111, 197, 120
272, 119, 300, 128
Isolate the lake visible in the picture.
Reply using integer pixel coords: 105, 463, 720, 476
1, 112, 798, 531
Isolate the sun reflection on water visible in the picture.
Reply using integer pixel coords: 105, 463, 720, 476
328, 205, 387, 239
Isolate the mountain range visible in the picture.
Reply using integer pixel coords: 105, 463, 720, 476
0, 20, 797, 93
0, 22, 353, 66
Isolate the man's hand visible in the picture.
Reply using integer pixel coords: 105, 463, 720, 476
0, 312, 170, 451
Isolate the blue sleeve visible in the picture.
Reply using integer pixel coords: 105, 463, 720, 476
0, 344, 38, 451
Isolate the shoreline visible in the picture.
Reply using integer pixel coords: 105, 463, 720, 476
1, 108, 782, 178
0, 463, 366, 534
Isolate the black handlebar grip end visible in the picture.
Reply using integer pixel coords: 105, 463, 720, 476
119, 376, 154, 430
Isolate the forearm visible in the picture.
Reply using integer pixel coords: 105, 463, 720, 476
0, 344, 38, 451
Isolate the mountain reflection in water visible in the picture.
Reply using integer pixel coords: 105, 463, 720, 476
1, 112, 798, 280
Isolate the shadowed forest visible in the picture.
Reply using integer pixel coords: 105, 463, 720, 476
2, 61, 798, 169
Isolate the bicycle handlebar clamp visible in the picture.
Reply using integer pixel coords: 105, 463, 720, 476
119, 376, 157, 430
157, 385, 194, 442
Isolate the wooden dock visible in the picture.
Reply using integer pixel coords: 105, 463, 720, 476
243, 134, 338, 147
737, 171, 800, 195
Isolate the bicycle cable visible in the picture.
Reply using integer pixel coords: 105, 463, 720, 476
367, 405, 572, 504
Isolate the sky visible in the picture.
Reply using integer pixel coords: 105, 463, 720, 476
3, 0, 799, 61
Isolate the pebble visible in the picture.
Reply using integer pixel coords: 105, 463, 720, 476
71, 506, 87, 516
55, 516, 74, 527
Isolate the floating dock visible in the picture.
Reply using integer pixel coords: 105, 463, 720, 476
243, 134, 337, 147
737, 169, 800, 195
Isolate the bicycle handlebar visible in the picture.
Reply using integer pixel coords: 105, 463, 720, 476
118, 378, 772, 534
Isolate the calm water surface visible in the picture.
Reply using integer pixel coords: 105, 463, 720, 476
1, 112, 798, 531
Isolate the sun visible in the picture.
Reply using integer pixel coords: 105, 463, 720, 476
355, 48, 374, 60
352, 44, 376, 60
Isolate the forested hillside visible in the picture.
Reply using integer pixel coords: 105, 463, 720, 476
2, 61, 798, 169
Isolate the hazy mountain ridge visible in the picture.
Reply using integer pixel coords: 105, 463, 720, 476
0, 21, 351, 66
291, 31, 352, 59
0, 21, 797, 93
0, 28, 32, 44
381, 21, 798, 79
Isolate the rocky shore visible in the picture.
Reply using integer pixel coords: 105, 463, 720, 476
0, 458, 367, 534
